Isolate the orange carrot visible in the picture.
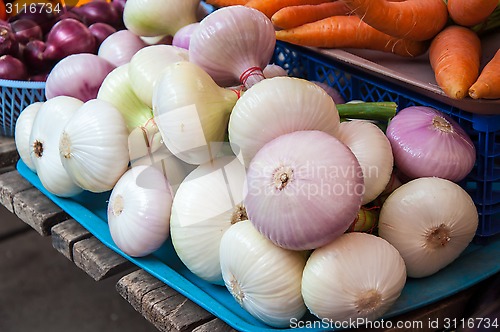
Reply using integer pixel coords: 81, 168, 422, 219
469, 49, 500, 100
339, 0, 449, 41
271, 2, 353, 29
429, 25, 481, 100
275, 15, 429, 57
245, 0, 335, 19
206, 0, 249, 7
447, 0, 499, 27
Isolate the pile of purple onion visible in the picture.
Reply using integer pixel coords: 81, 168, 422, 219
0, 0, 126, 81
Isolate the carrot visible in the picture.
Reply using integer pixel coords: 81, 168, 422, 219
271, 2, 353, 29
245, 0, 335, 19
275, 15, 429, 57
446, 0, 499, 27
205, 0, 249, 7
429, 25, 481, 100
339, 0, 449, 41
469, 49, 500, 100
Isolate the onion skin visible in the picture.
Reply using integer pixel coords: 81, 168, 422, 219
172, 22, 199, 50
71, 1, 121, 28
23, 40, 53, 73
245, 130, 364, 251
88, 22, 117, 47
0, 25, 19, 57
0, 55, 28, 80
10, 19, 43, 45
378, 177, 478, 278
43, 18, 96, 61
386, 106, 476, 182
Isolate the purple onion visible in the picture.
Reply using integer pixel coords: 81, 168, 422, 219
172, 22, 199, 50
0, 25, 20, 56
29, 71, 49, 82
10, 19, 43, 45
23, 39, 55, 72
8, 5, 56, 35
45, 53, 116, 101
386, 106, 476, 182
71, 1, 120, 28
89, 22, 117, 47
43, 18, 96, 61
0, 55, 28, 80
312, 81, 345, 104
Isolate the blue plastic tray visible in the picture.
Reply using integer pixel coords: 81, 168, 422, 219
17, 159, 500, 331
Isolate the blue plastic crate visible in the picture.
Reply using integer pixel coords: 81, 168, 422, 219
271, 41, 500, 239
0, 79, 46, 137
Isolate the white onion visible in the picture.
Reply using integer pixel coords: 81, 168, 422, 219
59, 99, 129, 193
98, 29, 147, 67
219, 220, 307, 327
170, 155, 247, 285
378, 177, 479, 278
29, 96, 84, 197
336, 120, 394, 204
302, 232, 406, 322
15, 102, 43, 173
228, 76, 340, 167
108, 165, 172, 257
245, 130, 364, 250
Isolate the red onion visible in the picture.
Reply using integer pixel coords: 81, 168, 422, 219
10, 19, 43, 45
386, 106, 476, 182
0, 55, 28, 80
88, 22, 117, 47
43, 18, 96, 61
245, 130, 364, 251
172, 22, 199, 50
312, 81, 346, 104
0, 25, 19, 56
71, 1, 120, 28
189, 5, 276, 88
45, 53, 116, 101
23, 39, 54, 72
8, 6, 56, 35
97, 29, 147, 67
29, 71, 49, 82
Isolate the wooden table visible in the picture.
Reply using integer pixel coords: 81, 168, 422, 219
0, 136, 492, 332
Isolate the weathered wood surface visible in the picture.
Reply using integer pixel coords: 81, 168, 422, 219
51, 219, 92, 261
0, 136, 19, 169
73, 236, 135, 281
0, 170, 33, 212
117, 270, 229, 332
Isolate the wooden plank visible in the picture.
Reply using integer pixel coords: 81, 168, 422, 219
12, 187, 69, 236
0, 170, 34, 212
0, 204, 30, 240
73, 237, 135, 281
116, 269, 166, 312
117, 270, 217, 332
0, 137, 19, 169
51, 219, 92, 261
192, 319, 236, 332
0, 165, 16, 175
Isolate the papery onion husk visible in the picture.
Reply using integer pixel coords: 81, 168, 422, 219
59, 99, 129, 193
30, 96, 84, 197
228, 76, 340, 167
189, 5, 276, 88
245, 130, 364, 251
386, 106, 476, 182
97, 63, 153, 132
170, 154, 247, 285
128, 44, 189, 108
108, 165, 173, 257
15, 102, 44, 173
336, 120, 394, 205
220, 220, 308, 328
378, 177, 479, 278
153, 61, 239, 165
302, 232, 406, 322
123, 0, 199, 37
45, 53, 116, 102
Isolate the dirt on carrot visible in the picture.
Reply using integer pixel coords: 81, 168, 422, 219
275, 15, 429, 57
429, 25, 482, 100
469, 49, 500, 99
